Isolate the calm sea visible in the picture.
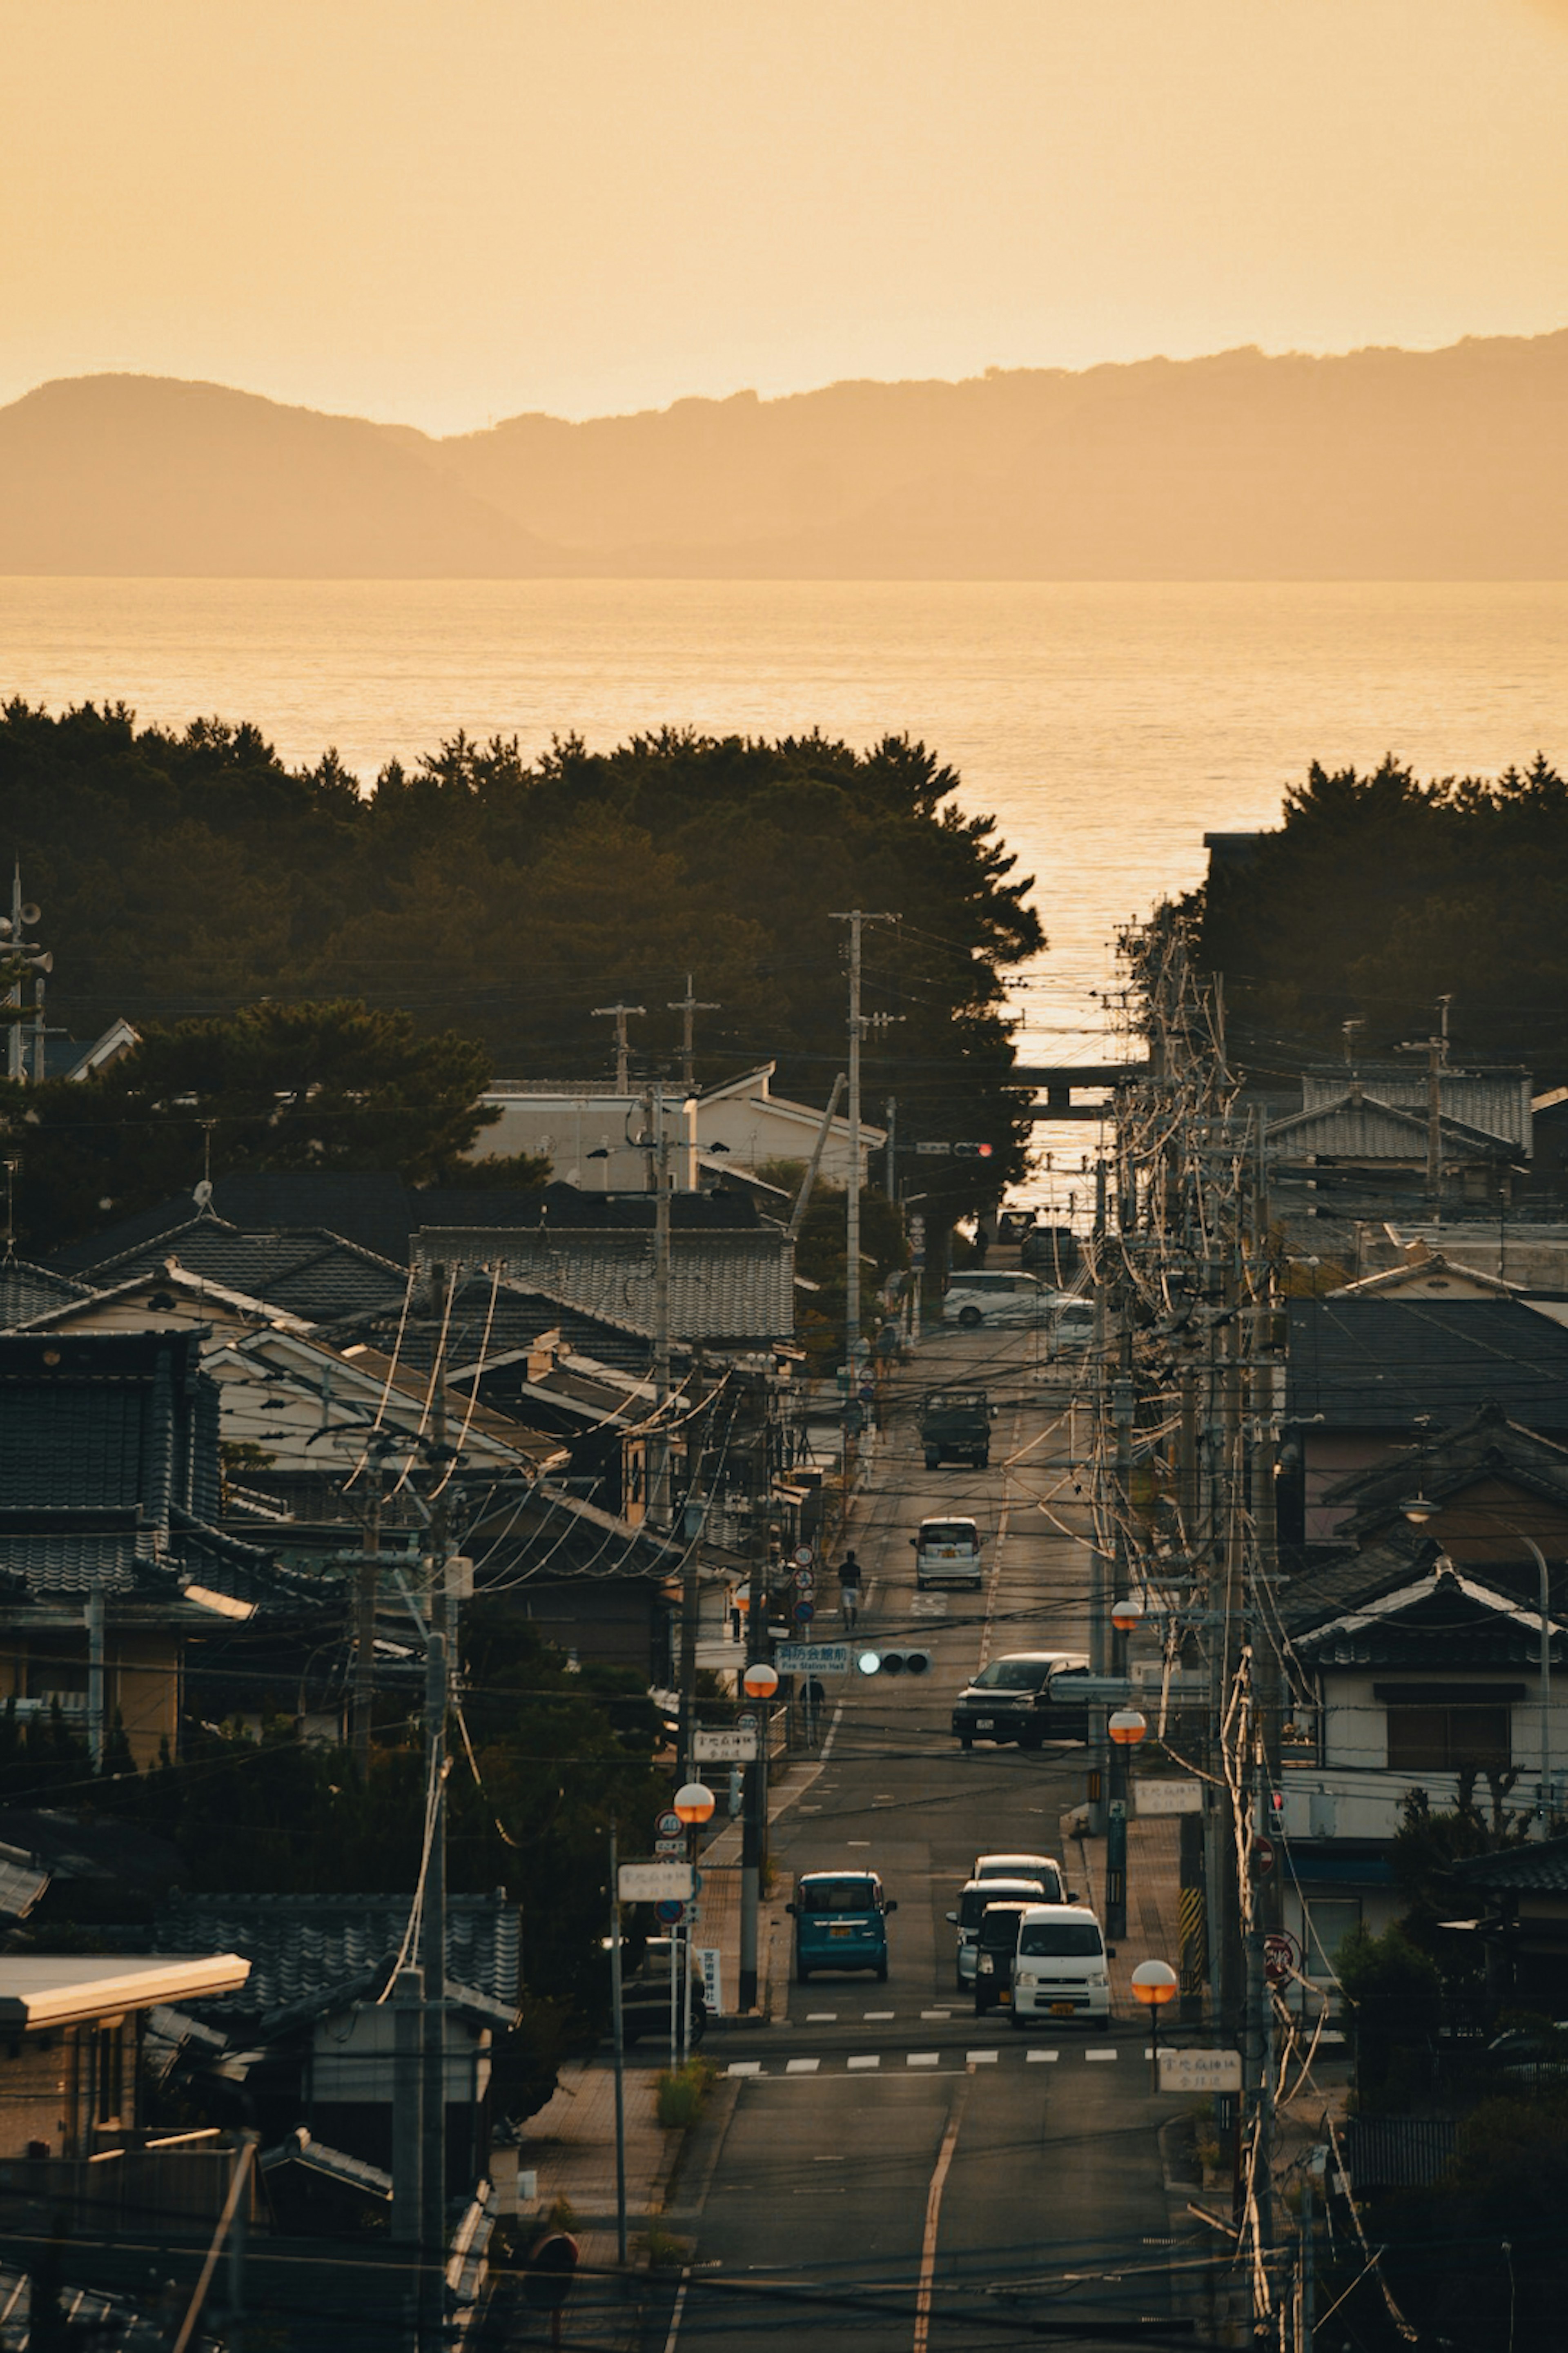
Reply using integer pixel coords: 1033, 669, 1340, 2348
4, 577, 1565, 1198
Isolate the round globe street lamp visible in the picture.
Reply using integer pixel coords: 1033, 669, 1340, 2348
1108, 1708, 1148, 1747
1132, 1957, 1179, 2090
1402, 1494, 1555, 1829
1111, 1594, 1145, 1634
742, 1660, 780, 1701
673, 1781, 716, 1827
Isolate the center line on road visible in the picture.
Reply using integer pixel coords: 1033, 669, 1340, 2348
966, 2049, 999, 2065
847, 2054, 880, 2070
1027, 2048, 1060, 2062
786, 2058, 819, 2074
907, 2052, 939, 2067
920, 2010, 950, 2020
913, 2077, 971, 2353
806, 2012, 837, 2021
865, 2010, 894, 2019
1086, 2047, 1118, 2062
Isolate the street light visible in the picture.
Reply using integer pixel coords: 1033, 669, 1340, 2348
673, 1780, 716, 1826
1109, 1708, 1148, 1747
1132, 1957, 1179, 2090
742, 1661, 780, 1701
1111, 1595, 1145, 1634
1402, 1495, 1555, 1829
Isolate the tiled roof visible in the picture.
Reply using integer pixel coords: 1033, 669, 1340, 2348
53, 1174, 418, 1276
1318, 1401, 1568, 1515
1284, 1546, 1568, 1668
415, 1232, 794, 1344
0, 1330, 222, 1522
156, 1890, 521, 2011
85, 1226, 411, 1325
0, 1254, 94, 1331
387, 1277, 656, 1379
1286, 1297, 1568, 1431
415, 1180, 765, 1233
1447, 1836, 1568, 1894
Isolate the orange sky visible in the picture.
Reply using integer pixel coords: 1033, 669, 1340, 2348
4, 0, 1567, 433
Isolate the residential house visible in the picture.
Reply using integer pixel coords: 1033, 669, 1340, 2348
1277, 1533, 1568, 1973
0, 1331, 300, 1765
1442, 1835, 1568, 2011
412, 1182, 796, 1349
1267, 1075, 1527, 1244
1278, 1296, 1568, 1550
471, 1064, 884, 1190
156, 1889, 519, 2196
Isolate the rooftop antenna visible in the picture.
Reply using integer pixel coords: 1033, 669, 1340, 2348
1341, 1018, 1364, 1072
193, 1121, 216, 1210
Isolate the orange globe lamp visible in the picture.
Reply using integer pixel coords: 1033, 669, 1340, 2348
1131, 1959, 1178, 2008
673, 1781, 716, 1826
1108, 1708, 1148, 1746
1111, 1595, 1144, 1633
742, 1662, 780, 1701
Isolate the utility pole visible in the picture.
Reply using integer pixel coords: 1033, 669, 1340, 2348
647, 1084, 673, 1527
829, 912, 898, 1402
352, 1457, 382, 1764
676, 1357, 711, 1779
884, 1096, 897, 1202
1088, 1159, 1110, 1837
738, 1506, 767, 2013
668, 975, 720, 1097
592, 1000, 646, 1094
419, 1265, 452, 2351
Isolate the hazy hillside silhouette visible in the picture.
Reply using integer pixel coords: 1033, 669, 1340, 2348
4, 332, 1566, 577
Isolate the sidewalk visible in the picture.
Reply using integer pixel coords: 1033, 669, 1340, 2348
1063, 1812, 1185, 2014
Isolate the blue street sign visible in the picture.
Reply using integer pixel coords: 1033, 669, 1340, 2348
655, 1898, 686, 1925
795, 1598, 815, 1622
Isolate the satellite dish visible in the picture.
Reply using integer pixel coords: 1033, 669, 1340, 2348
19, 905, 40, 928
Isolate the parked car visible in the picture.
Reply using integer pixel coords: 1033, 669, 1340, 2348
942, 1271, 1049, 1328
947, 1874, 1062, 1990
1036, 1661, 1095, 1743
951, 1651, 1089, 1749
973, 1901, 1033, 2014
912, 1515, 984, 1590
620, 1937, 708, 2046
1008, 1905, 1113, 2026
788, 1869, 898, 1983
1020, 1225, 1080, 1280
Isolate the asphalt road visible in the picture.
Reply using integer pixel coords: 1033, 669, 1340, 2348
642, 1325, 1209, 2351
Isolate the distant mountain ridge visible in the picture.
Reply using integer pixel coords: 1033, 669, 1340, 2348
4, 332, 1567, 578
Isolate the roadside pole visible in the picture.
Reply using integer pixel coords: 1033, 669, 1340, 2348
738, 1526, 765, 2012
1088, 1159, 1109, 1836
608, 1828, 628, 2265
419, 1262, 452, 2353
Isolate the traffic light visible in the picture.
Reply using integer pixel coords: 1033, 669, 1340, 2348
951, 1142, 995, 1161
855, 1648, 932, 1677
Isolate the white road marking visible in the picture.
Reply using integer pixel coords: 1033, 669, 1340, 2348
820, 1702, 845, 1761
1027, 2048, 1060, 2062
846, 1840, 871, 1847
660, 2265, 690, 2353
966, 2049, 999, 2065
786, 2058, 819, 2074
728, 2061, 763, 2076
847, 2054, 880, 2070
865, 2010, 894, 2020
806, 2012, 837, 2021
920, 2010, 950, 2020
907, 2052, 940, 2068
1086, 2047, 1117, 2062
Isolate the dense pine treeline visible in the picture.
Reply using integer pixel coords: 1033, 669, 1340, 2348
0, 701, 1042, 1244
1189, 754, 1568, 1080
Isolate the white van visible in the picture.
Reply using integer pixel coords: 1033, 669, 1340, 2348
1008, 1904, 1112, 2025
942, 1271, 1048, 1329
911, 1515, 983, 1589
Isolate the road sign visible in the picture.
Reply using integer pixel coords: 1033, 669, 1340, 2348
655, 1810, 683, 1840
736, 1709, 760, 1732
698, 1946, 723, 2015
618, 1862, 695, 1901
1136, 1780, 1204, 1817
1253, 1837, 1276, 1878
1264, 1931, 1301, 1986
654, 1838, 685, 1858
693, 1728, 759, 1763
1158, 2048, 1242, 2094
914, 1142, 950, 1156
776, 1641, 851, 1675
793, 1546, 814, 1569
794, 1568, 815, 1592
794, 1598, 815, 1623
655, 1898, 686, 1925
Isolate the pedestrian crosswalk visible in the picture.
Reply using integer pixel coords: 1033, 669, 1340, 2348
727, 2043, 1148, 2077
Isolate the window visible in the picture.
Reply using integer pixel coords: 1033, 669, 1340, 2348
1305, 1899, 1361, 1973
799, 1878, 876, 1914
1018, 1921, 1104, 1959
1386, 1703, 1510, 1774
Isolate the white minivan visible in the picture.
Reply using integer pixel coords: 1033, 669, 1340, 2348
942, 1270, 1048, 1329
1008, 1904, 1112, 2025
911, 1515, 983, 1590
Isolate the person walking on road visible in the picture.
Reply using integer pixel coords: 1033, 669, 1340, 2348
837, 1549, 864, 1631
